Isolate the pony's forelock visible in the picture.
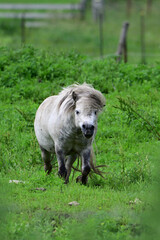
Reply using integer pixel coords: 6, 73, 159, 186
58, 83, 106, 113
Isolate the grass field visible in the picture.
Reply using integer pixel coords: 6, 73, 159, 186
0, 46, 160, 239
0, 0, 160, 63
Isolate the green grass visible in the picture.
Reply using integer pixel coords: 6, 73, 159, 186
0, 177, 151, 240
1, 46, 160, 239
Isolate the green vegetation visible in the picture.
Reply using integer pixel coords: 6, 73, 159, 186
0, 46, 160, 239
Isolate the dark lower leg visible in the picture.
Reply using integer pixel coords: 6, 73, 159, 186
82, 165, 91, 185
40, 146, 52, 174
65, 155, 77, 184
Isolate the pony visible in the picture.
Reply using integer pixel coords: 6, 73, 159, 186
34, 83, 106, 184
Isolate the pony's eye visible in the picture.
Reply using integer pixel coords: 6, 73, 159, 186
95, 111, 97, 115
75, 110, 80, 115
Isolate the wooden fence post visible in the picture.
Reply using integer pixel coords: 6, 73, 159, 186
99, 11, 103, 58
116, 22, 129, 63
80, 0, 87, 19
92, 0, 104, 22
126, 0, 132, 17
147, 0, 152, 15
92, 0, 104, 57
140, 12, 146, 64
21, 14, 25, 45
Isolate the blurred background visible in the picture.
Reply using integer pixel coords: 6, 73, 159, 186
0, 0, 159, 64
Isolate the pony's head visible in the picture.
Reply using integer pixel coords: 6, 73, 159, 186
72, 84, 106, 139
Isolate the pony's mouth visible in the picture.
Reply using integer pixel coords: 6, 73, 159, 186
82, 124, 95, 139
84, 133, 93, 139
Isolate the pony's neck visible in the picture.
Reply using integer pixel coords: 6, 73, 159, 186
60, 110, 76, 128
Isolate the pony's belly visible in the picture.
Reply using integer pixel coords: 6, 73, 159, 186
39, 140, 55, 153
43, 144, 55, 153
35, 129, 55, 153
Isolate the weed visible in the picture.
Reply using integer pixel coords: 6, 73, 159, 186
114, 97, 160, 140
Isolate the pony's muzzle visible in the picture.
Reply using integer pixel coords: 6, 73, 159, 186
82, 123, 94, 139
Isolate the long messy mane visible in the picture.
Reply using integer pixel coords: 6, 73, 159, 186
58, 83, 106, 113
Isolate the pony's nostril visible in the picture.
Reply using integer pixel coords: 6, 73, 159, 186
82, 124, 94, 131
90, 125, 94, 131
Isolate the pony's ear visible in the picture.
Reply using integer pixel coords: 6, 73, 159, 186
72, 91, 78, 102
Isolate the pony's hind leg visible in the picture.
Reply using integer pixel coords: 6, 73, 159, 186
55, 147, 67, 179
40, 146, 52, 174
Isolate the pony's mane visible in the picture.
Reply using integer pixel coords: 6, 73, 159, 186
58, 83, 106, 113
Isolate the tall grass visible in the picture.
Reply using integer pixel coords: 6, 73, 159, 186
0, 46, 160, 239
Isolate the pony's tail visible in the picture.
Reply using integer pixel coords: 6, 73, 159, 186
90, 147, 108, 178
71, 147, 108, 179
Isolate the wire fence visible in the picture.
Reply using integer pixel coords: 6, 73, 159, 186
0, 0, 160, 64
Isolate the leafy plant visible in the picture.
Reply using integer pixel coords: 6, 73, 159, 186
114, 97, 160, 140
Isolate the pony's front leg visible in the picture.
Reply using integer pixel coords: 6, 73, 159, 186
55, 147, 67, 179
81, 149, 91, 185
65, 154, 77, 184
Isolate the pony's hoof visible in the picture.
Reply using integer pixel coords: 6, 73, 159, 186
82, 176, 88, 185
58, 166, 67, 179
76, 175, 82, 183
64, 179, 69, 184
76, 175, 88, 185
44, 164, 52, 175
